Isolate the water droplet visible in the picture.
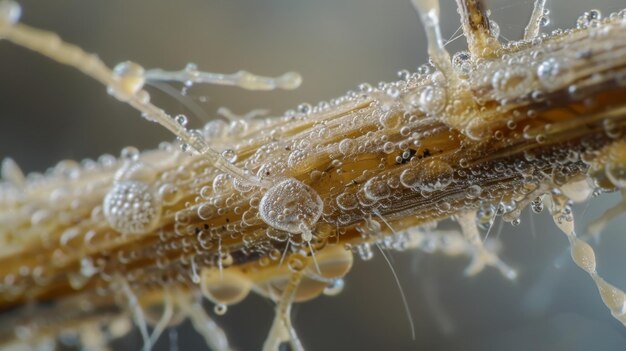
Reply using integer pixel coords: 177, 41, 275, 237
336, 192, 358, 211
158, 183, 180, 205
379, 111, 401, 129
466, 184, 481, 199
297, 103, 312, 115
531, 197, 544, 213
356, 243, 373, 261
109, 61, 145, 100
0, 1, 20, 27
197, 203, 216, 220
402, 159, 453, 192
363, 177, 391, 200
120, 146, 140, 161
221, 149, 237, 163
103, 180, 161, 235
214, 304, 228, 316
288, 255, 306, 272
452, 51, 472, 76
175, 114, 188, 127
489, 19, 500, 38
537, 57, 565, 90
397, 69, 411, 80
259, 179, 323, 239
464, 118, 489, 141
386, 86, 400, 99
577, 9, 601, 29
212, 173, 233, 194
400, 168, 420, 188
417, 85, 446, 115
417, 64, 431, 75
492, 65, 532, 100
323, 279, 345, 296
382, 142, 395, 154
338, 139, 355, 156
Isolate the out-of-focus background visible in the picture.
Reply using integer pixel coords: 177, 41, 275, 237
1, 0, 626, 350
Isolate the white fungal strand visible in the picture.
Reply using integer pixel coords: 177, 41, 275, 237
410, 0, 454, 78
524, 0, 547, 40
144, 65, 302, 91
3, 1, 626, 350
456, 211, 517, 280
550, 193, 626, 327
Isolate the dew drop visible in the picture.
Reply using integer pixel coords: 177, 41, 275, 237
175, 114, 188, 127
489, 19, 500, 38
259, 179, 323, 238
0, 0, 20, 27
356, 243, 373, 261
537, 57, 565, 90
120, 146, 140, 161
417, 85, 446, 115
577, 9, 601, 29
109, 61, 145, 100
418, 159, 453, 192
452, 51, 472, 76
212, 173, 233, 194
214, 304, 228, 316
103, 180, 161, 235
363, 177, 391, 201
221, 149, 237, 163
323, 279, 345, 296
492, 65, 532, 100
197, 203, 216, 220
336, 192, 358, 211
158, 183, 180, 205
338, 139, 356, 156
466, 184, 481, 199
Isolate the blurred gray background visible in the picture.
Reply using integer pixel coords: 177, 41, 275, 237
2, 0, 626, 350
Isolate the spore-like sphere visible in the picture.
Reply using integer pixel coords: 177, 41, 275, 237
103, 180, 162, 235
259, 179, 323, 241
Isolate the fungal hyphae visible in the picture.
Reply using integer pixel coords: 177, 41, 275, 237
2, 0, 626, 350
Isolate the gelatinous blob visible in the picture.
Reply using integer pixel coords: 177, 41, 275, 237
200, 268, 252, 306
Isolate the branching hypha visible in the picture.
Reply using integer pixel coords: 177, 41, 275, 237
2, 0, 626, 349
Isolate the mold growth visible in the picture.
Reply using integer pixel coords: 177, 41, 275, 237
1, 0, 626, 350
